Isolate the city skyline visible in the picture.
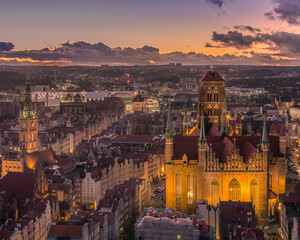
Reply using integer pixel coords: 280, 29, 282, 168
1, 0, 300, 65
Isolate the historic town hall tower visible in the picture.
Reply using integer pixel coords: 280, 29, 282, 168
19, 75, 38, 153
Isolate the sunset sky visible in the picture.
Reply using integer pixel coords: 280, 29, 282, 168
1, 0, 300, 65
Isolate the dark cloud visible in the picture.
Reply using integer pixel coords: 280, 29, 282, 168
205, 43, 221, 48
210, 29, 300, 56
233, 25, 261, 33
0, 42, 14, 52
266, 0, 300, 25
261, 31, 300, 53
205, 0, 224, 8
211, 31, 263, 49
0, 40, 296, 66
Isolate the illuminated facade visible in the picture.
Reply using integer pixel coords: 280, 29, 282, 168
133, 90, 145, 113
19, 76, 38, 154
166, 71, 287, 225
2, 156, 24, 177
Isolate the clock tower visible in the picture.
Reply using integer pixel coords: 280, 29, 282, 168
19, 75, 38, 153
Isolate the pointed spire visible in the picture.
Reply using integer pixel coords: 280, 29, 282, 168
261, 115, 269, 147
165, 101, 173, 139
22, 71, 34, 118
199, 110, 206, 145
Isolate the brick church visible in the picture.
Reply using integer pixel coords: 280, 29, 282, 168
165, 70, 287, 225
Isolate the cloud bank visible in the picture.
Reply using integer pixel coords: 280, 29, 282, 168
3, 25, 300, 67
0, 40, 293, 66
210, 29, 300, 56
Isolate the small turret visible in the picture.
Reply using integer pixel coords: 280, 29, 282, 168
166, 101, 173, 139
198, 110, 207, 171
165, 101, 173, 163
199, 113, 207, 146
261, 115, 269, 172
261, 116, 269, 148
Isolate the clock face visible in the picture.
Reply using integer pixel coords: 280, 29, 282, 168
21, 122, 26, 131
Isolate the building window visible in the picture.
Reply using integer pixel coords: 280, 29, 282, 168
211, 179, 219, 206
214, 92, 218, 102
228, 178, 241, 201
176, 173, 182, 207
207, 91, 212, 102
213, 106, 219, 116
187, 173, 195, 205
208, 106, 212, 116
250, 179, 259, 209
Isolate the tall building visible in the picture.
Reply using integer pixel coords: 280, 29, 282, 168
165, 71, 287, 225
19, 75, 38, 154
197, 69, 226, 127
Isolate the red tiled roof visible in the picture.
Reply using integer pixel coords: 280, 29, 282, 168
243, 228, 256, 239
207, 124, 221, 136
200, 71, 225, 82
24, 148, 56, 169
172, 135, 280, 162
189, 126, 200, 136
0, 172, 37, 201
48, 225, 83, 238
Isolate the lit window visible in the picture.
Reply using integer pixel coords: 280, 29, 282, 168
177, 235, 181, 240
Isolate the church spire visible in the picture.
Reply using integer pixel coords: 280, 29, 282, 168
166, 101, 173, 139
22, 72, 34, 118
199, 110, 206, 145
261, 115, 269, 148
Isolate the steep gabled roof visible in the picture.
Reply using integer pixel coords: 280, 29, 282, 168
200, 71, 225, 82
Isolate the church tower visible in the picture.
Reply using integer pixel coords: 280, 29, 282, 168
197, 68, 226, 127
165, 101, 173, 164
19, 74, 38, 153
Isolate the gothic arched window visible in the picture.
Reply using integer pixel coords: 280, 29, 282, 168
228, 178, 241, 201
187, 173, 195, 205
211, 179, 219, 205
250, 179, 259, 209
